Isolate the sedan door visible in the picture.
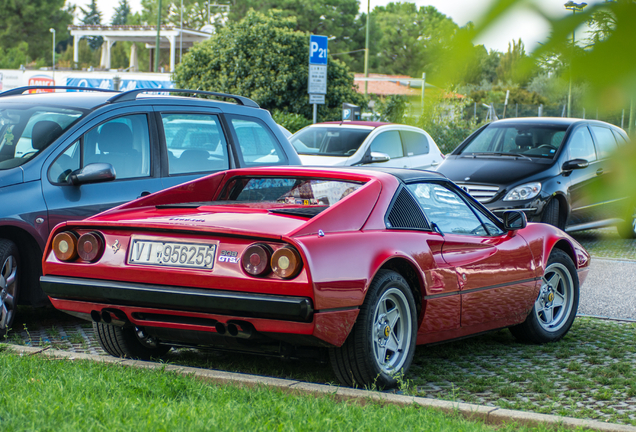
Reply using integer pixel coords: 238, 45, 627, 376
406, 182, 538, 328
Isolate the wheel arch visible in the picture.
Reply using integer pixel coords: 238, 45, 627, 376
548, 238, 577, 268
377, 256, 424, 325
0, 225, 47, 306
544, 192, 569, 229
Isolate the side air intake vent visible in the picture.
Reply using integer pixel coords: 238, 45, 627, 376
387, 187, 429, 230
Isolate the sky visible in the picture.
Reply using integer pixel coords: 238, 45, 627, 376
69, 0, 604, 52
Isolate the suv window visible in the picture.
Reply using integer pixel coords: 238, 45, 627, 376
49, 114, 151, 183
162, 113, 229, 175
0, 108, 82, 170
230, 117, 283, 165
567, 126, 597, 162
590, 126, 618, 159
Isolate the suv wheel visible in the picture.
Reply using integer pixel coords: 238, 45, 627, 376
0, 239, 19, 336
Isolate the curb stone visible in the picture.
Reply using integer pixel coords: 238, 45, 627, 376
4, 344, 636, 432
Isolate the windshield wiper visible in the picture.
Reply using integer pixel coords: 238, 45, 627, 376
467, 152, 533, 161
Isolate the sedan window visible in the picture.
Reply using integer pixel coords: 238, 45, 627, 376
370, 131, 403, 159
401, 131, 429, 156
590, 126, 618, 159
567, 127, 597, 162
459, 124, 568, 158
407, 183, 488, 236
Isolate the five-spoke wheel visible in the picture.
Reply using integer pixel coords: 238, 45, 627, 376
329, 270, 417, 389
510, 248, 579, 343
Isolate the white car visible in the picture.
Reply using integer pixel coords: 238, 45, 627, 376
290, 121, 444, 169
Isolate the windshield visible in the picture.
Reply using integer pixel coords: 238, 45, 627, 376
0, 105, 84, 170
459, 123, 568, 159
219, 177, 365, 206
291, 127, 371, 156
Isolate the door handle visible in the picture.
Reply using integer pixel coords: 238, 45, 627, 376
596, 168, 604, 176
431, 161, 440, 166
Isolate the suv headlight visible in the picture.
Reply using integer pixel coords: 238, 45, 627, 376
503, 182, 541, 201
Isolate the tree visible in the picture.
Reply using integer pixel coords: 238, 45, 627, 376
225, 0, 361, 68
0, 0, 73, 65
370, 3, 460, 80
80, 0, 104, 50
496, 39, 536, 85
112, 0, 132, 25
172, 10, 365, 121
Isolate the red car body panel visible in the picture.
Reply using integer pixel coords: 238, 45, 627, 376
40, 166, 590, 351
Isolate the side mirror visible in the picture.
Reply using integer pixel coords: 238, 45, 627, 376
502, 210, 527, 231
369, 151, 390, 163
69, 163, 116, 186
562, 158, 589, 171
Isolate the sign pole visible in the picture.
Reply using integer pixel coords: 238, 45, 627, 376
313, 103, 317, 124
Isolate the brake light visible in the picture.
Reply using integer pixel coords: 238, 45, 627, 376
271, 246, 302, 279
241, 244, 272, 276
77, 232, 104, 262
52, 231, 78, 261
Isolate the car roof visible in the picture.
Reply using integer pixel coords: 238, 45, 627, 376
314, 121, 391, 128
488, 117, 588, 127
0, 91, 115, 110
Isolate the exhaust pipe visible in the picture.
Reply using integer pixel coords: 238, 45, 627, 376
214, 322, 227, 335
227, 321, 254, 339
91, 310, 101, 322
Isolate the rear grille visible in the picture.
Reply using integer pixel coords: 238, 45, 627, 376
387, 187, 429, 230
455, 183, 500, 203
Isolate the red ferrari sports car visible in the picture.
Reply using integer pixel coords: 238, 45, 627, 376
40, 166, 590, 388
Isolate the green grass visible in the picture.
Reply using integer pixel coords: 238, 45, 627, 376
0, 347, 567, 432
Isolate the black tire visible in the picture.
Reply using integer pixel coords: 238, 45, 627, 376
617, 206, 636, 239
329, 270, 417, 389
93, 322, 170, 359
0, 239, 19, 337
541, 198, 561, 229
509, 249, 579, 344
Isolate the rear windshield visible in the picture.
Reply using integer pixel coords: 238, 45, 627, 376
291, 127, 371, 156
459, 123, 568, 159
219, 177, 365, 206
0, 105, 84, 170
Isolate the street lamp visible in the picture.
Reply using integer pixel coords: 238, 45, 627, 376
564, 2, 587, 118
49, 28, 56, 80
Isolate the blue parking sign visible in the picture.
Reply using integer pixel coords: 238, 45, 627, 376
309, 35, 328, 65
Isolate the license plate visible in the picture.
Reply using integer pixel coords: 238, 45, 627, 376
128, 238, 216, 270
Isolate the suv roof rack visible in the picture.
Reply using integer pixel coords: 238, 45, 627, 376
107, 88, 260, 108
0, 86, 118, 97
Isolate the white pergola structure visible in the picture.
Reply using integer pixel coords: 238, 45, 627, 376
68, 25, 213, 72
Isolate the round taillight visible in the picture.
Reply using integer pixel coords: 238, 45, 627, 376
271, 246, 302, 279
241, 244, 272, 277
77, 232, 104, 262
53, 231, 78, 261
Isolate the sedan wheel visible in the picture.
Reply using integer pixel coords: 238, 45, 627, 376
534, 263, 575, 332
0, 240, 19, 336
510, 248, 579, 343
617, 206, 636, 239
371, 288, 413, 375
329, 270, 417, 389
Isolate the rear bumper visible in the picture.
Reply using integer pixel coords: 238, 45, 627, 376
40, 275, 314, 323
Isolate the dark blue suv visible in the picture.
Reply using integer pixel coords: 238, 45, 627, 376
0, 87, 301, 335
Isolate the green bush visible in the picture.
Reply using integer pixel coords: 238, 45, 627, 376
271, 110, 312, 134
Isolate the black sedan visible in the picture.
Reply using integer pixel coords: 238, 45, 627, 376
435, 117, 633, 237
